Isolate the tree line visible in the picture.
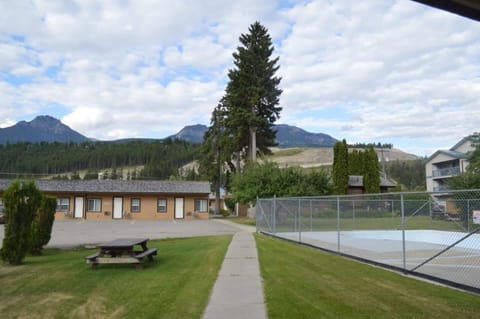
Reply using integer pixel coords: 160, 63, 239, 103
0, 139, 200, 180
348, 142, 393, 149
332, 140, 380, 194
385, 158, 427, 191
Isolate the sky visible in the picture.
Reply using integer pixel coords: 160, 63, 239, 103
0, 0, 479, 157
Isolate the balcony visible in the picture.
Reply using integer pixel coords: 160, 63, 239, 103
433, 185, 450, 192
432, 166, 460, 178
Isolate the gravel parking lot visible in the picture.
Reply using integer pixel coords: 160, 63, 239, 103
0, 219, 244, 248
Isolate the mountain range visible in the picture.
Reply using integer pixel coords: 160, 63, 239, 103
0, 115, 338, 147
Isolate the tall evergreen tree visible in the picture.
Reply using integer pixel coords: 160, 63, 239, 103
224, 21, 282, 162
348, 149, 364, 175
199, 101, 230, 212
363, 147, 380, 193
332, 140, 349, 194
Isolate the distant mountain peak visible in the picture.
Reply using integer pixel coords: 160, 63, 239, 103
170, 124, 208, 144
274, 124, 337, 147
31, 115, 60, 123
0, 115, 89, 144
170, 123, 337, 147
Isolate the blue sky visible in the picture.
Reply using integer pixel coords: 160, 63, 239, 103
0, 0, 479, 156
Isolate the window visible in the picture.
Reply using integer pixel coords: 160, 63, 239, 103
131, 198, 141, 212
194, 199, 208, 212
56, 198, 70, 211
157, 199, 167, 212
87, 198, 102, 212
0, 198, 3, 212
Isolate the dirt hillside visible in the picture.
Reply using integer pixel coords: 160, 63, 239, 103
268, 147, 418, 168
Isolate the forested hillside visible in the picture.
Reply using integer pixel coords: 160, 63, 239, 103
385, 158, 427, 190
0, 139, 200, 180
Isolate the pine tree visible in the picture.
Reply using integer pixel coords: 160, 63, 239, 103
224, 21, 282, 162
332, 140, 349, 194
0, 180, 42, 264
363, 147, 380, 193
348, 149, 364, 175
199, 102, 231, 212
30, 196, 56, 255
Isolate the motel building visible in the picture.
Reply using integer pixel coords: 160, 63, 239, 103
0, 179, 211, 221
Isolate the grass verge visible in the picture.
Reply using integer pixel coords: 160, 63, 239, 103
267, 216, 463, 232
255, 234, 480, 319
0, 235, 231, 319
226, 216, 256, 226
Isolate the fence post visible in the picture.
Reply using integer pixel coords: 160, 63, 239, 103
429, 197, 432, 229
310, 199, 313, 232
273, 195, 276, 234
467, 199, 470, 233
255, 197, 259, 232
299, 198, 302, 242
401, 194, 406, 270
352, 199, 356, 230
337, 196, 341, 252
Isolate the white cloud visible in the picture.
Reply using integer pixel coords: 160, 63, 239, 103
0, 0, 479, 156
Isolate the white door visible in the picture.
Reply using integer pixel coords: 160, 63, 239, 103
175, 198, 184, 219
113, 197, 123, 219
74, 197, 84, 219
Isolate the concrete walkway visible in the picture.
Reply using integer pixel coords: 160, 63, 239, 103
203, 220, 267, 319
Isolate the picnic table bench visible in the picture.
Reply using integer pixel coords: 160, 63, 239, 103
85, 238, 157, 269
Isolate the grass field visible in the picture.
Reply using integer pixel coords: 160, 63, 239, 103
255, 234, 480, 319
226, 216, 256, 226
0, 236, 231, 319
262, 216, 465, 233
3, 232, 479, 319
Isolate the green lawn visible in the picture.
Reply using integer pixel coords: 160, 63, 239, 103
255, 234, 480, 319
262, 216, 465, 233
226, 216, 256, 226
0, 235, 231, 319
3, 232, 479, 319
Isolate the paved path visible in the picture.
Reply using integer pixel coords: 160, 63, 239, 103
203, 220, 267, 319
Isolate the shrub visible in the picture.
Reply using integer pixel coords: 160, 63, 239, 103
30, 196, 56, 255
220, 209, 230, 217
224, 198, 236, 212
0, 180, 42, 265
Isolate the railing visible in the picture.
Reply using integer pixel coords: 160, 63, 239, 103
433, 185, 450, 192
256, 190, 480, 292
432, 166, 460, 178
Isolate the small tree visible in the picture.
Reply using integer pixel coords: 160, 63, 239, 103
0, 180, 42, 265
449, 133, 480, 190
30, 196, 57, 255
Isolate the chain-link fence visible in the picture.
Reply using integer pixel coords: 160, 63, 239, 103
256, 190, 480, 292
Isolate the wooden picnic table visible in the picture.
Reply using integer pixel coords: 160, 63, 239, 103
85, 238, 157, 269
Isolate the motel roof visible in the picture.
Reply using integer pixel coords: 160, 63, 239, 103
0, 179, 211, 195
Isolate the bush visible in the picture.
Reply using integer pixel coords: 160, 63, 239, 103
0, 180, 42, 265
220, 209, 230, 217
224, 198, 236, 212
231, 161, 331, 204
30, 196, 56, 255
